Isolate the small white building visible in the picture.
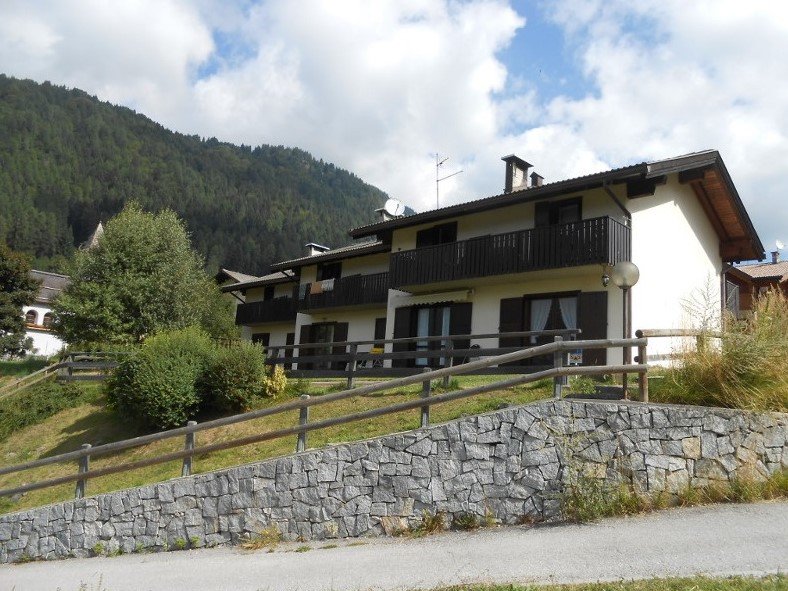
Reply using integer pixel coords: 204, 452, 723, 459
23, 270, 69, 357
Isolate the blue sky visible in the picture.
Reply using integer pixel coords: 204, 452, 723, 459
0, 0, 785, 258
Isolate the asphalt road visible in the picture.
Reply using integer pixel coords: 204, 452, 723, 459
3, 501, 787, 591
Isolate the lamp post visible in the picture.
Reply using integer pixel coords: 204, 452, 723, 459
610, 261, 640, 399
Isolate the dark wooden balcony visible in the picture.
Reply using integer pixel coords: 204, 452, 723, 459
300, 272, 389, 310
390, 216, 631, 288
235, 297, 297, 325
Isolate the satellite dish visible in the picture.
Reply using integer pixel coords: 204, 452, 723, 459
383, 198, 405, 217
777, 239, 785, 250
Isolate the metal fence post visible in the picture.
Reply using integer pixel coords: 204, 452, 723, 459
421, 368, 431, 428
347, 344, 358, 389
296, 394, 310, 452
75, 443, 91, 499
182, 421, 197, 477
553, 336, 564, 399
638, 342, 649, 403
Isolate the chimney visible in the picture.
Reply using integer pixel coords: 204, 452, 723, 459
771, 251, 780, 264
530, 172, 544, 187
501, 155, 531, 193
305, 242, 330, 257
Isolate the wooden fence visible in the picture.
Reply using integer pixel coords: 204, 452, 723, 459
0, 335, 649, 500
266, 329, 582, 387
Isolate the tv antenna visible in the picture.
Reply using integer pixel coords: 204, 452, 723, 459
435, 153, 463, 209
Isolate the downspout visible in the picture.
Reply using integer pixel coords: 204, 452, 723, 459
602, 180, 631, 226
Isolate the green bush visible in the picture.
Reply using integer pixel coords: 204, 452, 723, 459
0, 379, 94, 441
202, 342, 267, 413
107, 327, 215, 430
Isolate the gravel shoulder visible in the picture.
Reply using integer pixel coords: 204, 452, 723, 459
3, 501, 787, 591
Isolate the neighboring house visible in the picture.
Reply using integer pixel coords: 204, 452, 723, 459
23, 270, 69, 357
224, 149, 764, 368
725, 251, 787, 316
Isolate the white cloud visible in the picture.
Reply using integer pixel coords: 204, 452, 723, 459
0, 0, 785, 254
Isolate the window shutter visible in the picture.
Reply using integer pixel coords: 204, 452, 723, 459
499, 297, 524, 366
449, 302, 473, 365
298, 324, 312, 370
534, 202, 551, 227
392, 307, 412, 367
331, 322, 349, 370
284, 332, 295, 370
578, 291, 608, 366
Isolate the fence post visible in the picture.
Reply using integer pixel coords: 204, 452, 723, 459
442, 339, 453, 388
421, 368, 431, 428
75, 443, 91, 499
182, 421, 197, 477
296, 394, 310, 452
347, 344, 358, 389
553, 336, 564, 399
638, 342, 649, 403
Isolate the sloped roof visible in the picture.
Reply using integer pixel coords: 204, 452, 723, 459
215, 268, 262, 284
348, 150, 764, 262
29, 270, 70, 303
220, 270, 298, 292
268, 240, 388, 272
79, 222, 104, 250
729, 260, 788, 283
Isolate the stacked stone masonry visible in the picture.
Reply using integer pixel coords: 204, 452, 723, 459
1, 400, 786, 562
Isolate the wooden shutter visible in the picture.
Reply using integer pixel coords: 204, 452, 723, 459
578, 291, 608, 366
284, 332, 295, 370
499, 297, 524, 366
331, 322, 349, 370
374, 317, 386, 344
392, 307, 411, 367
534, 202, 551, 227
298, 324, 312, 370
449, 302, 473, 365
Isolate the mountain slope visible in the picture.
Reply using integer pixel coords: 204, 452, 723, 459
0, 75, 388, 274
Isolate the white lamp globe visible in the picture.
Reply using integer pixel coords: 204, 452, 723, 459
611, 261, 640, 289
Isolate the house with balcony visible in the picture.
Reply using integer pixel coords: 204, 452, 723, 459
23, 270, 69, 357
227, 149, 764, 370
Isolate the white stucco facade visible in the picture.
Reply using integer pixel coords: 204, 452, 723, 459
22, 303, 65, 357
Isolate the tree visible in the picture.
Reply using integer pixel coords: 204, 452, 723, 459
0, 243, 39, 356
54, 203, 236, 347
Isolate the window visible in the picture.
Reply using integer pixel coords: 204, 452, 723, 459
316, 261, 342, 281
43, 313, 54, 329
25, 310, 38, 325
534, 197, 582, 227
263, 285, 275, 301
252, 333, 270, 347
416, 222, 457, 248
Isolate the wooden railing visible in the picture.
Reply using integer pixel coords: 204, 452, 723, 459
300, 272, 389, 310
235, 297, 298, 324
0, 335, 649, 501
266, 329, 582, 386
390, 216, 631, 287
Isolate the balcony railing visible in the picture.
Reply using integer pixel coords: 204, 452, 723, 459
235, 297, 298, 325
300, 272, 389, 310
390, 216, 631, 288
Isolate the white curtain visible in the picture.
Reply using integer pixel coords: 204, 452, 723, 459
416, 308, 430, 366
530, 299, 551, 343
558, 297, 578, 331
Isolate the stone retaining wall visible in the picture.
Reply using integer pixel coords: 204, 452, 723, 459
1, 400, 786, 562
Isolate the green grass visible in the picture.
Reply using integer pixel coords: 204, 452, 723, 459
437, 574, 786, 591
0, 375, 551, 514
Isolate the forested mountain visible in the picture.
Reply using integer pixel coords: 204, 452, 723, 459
0, 75, 389, 274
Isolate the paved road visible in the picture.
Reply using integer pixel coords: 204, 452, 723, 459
3, 502, 787, 591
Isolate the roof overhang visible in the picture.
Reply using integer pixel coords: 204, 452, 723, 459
268, 241, 390, 272
220, 271, 298, 293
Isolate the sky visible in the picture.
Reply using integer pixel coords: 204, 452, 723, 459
0, 0, 786, 259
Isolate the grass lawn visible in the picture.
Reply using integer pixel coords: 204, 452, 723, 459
0, 375, 552, 515
437, 575, 786, 591
0, 357, 50, 386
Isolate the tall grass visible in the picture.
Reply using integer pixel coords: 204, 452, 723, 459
656, 289, 788, 411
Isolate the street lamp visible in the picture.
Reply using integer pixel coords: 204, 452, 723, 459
610, 261, 639, 398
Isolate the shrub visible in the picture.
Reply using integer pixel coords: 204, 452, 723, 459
658, 289, 788, 412
107, 327, 214, 430
0, 380, 93, 442
202, 342, 267, 412
263, 364, 288, 398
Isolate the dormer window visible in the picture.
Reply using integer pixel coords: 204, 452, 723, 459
535, 197, 582, 227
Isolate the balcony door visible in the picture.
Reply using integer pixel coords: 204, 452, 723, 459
298, 321, 348, 370
392, 302, 472, 368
